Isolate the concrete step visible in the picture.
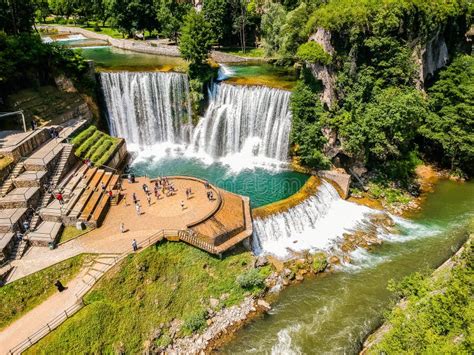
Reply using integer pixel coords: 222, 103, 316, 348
28, 221, 63, 247
13, 171, 47, 188
0, 187, 40, 209
0, 208, 28, 233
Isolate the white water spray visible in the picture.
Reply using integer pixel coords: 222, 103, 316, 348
100, 71, 193, 147
191, 83, 292, 161
252, 182, 378, 258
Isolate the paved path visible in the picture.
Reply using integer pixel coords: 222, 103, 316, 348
0, 268, 87, 353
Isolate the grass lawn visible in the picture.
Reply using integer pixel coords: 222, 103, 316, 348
27, 242, 270, 353
220, 47, 266, 58
0, 254, 90, 329
58, 226, 93, 244
0, 155, 13, 173
81, 25, 124, 39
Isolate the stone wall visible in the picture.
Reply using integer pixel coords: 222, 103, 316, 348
104, 139, 128, 170
317, 170, 351, 199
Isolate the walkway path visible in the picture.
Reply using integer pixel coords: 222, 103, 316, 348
0, 268, 88, 353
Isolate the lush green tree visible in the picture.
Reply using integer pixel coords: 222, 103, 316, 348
155, 0, 192, 43
110, 0, 156, 37
420, 55, 474, 176
279, 2, 311, 60
0, 0, 36, 34
0, 33, 87, 96
341, 87, 429, 163
179, 9, 214, 69
296, 41, 332, 65
36, 0, 50, 22
261, 1, 286, 56
202, 0, 228, 44
290, 79, 329, 168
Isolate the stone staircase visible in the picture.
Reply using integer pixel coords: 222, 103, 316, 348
49, 144, 73, 189
10, 238, 29, 260
0, 161, 25, 197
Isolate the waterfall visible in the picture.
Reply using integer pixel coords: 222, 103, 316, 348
191, 83, 292, 161
252, 181, 377, 258
100, 71, 192, 148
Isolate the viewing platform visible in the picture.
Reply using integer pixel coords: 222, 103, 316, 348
82, 176, 253, 256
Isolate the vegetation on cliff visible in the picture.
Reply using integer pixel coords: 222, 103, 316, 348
367, 236, 473, 353
26, 242, 270, 353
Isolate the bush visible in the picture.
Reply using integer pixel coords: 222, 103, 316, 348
296, 41, 332, 65
75, 131, 102, 157
90, 139, 114, 164
236, 268, 266, 290
183, 309, 208, 334
312, 252, 328, 273
72, 125, 97, 146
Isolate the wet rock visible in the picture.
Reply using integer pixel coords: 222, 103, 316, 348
295, 274, 304, 281
254, 255, 269, 267
329, 256, 341, 265
257, 299, 271, 311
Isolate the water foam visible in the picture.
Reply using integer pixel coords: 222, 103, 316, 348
252, 182, 377, 258
271, 323, 302, 355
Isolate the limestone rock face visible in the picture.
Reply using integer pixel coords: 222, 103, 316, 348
307, 27, 337, 108
413, 32, 449, 89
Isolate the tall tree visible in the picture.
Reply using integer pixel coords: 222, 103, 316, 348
420, 55, 474, 175
179, 8, 214, 70
0, 0, 36, 34
155, 0, 192, 43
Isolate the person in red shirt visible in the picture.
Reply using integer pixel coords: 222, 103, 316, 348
56, 192, 64, 205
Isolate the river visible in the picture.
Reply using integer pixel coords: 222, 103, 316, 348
220, 180, 474, 354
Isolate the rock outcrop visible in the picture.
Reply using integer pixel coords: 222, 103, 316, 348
308, 28, 338, 108
413, 31, 449, 89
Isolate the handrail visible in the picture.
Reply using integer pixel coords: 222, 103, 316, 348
7, 228, 221, 354
7, 300, 83, 355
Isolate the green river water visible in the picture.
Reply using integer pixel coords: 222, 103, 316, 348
220, 180, 474, 354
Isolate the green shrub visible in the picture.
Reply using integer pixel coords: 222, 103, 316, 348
71, 125, 97, 146
236, 268, 266, 290
95, 140, 119, 166
296, 41, 332, 65
84, 134, 108, 159
312, 252, 328, 273
183, 309, 208, 334
75, 131, 102, 157
90, 139, 113, 164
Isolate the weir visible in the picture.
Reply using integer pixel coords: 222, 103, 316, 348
191, 83, 292, 160
252, 181, 376, 258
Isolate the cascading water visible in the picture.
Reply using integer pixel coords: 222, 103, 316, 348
191, 83, 292, 161
100, 71, 192, 148
252, 181, 378, 258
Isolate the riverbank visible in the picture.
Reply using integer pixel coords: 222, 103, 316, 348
39, 25, 265, 64
361, 232, 473, 354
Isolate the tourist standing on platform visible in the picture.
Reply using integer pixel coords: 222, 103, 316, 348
181, 200, 185, 210
56, 192, 64, 205
146, 194, 151, 206
132, 192, 137, 205
120, 222, 125, 233
135, 204, 141, 216
132, 239, 138, 251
